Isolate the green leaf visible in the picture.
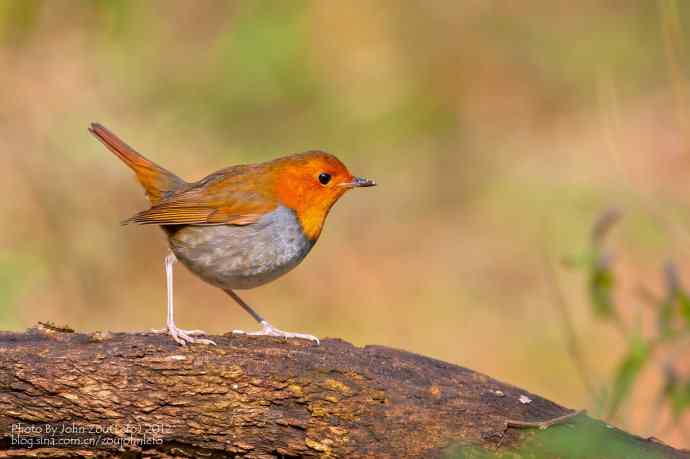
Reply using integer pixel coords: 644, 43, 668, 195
666, 380, 690, 420
607, 335, 650, 419
589, 255, 615, 319
677, 289, 690, 328
658, 263, 690, 337
442, 414, 667, 459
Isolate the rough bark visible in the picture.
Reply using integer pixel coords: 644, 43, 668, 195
0, 325, 687, 458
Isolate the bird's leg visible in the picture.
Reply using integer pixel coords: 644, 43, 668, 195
150, 252, 216, 346
225, 289, 319, 344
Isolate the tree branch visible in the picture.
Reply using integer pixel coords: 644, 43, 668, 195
0, 325, 688, 458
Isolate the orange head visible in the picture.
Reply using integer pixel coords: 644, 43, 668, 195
270, 151, 375, 241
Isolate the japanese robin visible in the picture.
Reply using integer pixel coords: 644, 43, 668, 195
89, 123, 375, 346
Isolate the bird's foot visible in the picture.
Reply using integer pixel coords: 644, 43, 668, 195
232, 321, 320, 345
150, 324, 216, 346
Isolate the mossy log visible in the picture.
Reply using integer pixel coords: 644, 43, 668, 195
0, 325, 687, 458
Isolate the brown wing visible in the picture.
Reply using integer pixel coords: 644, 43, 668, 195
123, 165, 278, 226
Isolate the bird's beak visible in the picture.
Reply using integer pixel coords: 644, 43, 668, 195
341, 176, 376, 188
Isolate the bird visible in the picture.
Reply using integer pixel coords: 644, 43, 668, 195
89, 123, 375, 346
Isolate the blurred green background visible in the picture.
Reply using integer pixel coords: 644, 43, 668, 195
1, 0, 689, 448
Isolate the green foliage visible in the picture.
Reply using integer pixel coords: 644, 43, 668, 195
679, 289, 690, 328
565, 210, 690, 429
442, 416, 666, 459
589, 254, 615, 319
607, 334, 651, 419
659, 264, 690, 338
664, 372, 690, 421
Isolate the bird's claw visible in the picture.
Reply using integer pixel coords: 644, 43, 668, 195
232, 321, 320, 345
150, 325, 216, 346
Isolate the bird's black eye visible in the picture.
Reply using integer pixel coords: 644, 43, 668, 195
318, 172, 332, 185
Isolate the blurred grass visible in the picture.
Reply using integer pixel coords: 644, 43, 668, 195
0, 0, 689, 448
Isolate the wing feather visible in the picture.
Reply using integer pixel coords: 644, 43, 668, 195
123, 166, 278, 226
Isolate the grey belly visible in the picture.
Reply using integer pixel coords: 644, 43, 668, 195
167, 206, 314, 290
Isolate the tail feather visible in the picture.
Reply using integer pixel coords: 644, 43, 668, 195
89, 123, 186, 205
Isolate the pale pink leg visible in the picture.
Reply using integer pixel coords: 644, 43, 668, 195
150, 252, 216, 346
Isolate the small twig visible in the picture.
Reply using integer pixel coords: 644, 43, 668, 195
37, 321, 74, 333
591, 208, 622, 246
540, 223, 597, 398
505, 409, 585, 430
664, 262, 681, 293
546, 260, 597, 397
590, 210, 629, 337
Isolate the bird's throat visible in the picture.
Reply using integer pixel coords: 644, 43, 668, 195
274, 171, 333, 242
295, 206, 329, 241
